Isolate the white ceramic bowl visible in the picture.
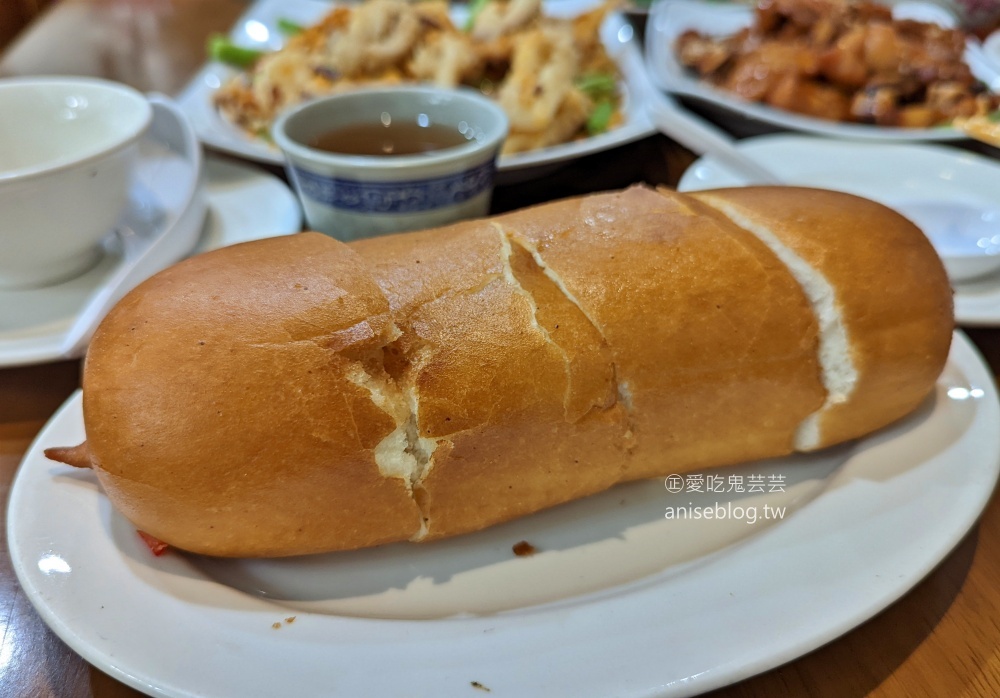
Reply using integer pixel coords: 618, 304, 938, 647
273, 86, 508, 241
0, 77, 152, 289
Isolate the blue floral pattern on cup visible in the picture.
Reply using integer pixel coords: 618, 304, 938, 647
290, 158, 496, 214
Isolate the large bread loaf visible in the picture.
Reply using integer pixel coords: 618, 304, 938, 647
46, 186, 954, 557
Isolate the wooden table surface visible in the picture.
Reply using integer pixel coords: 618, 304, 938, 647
3, 2, 1000, 696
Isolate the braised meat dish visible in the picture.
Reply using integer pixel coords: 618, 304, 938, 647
675, 0, 1000, 127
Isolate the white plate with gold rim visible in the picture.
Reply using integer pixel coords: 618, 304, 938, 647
8, 331, 999, 697
175, 0, 655, 180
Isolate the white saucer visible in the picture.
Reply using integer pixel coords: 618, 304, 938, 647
0, 157, 301, 367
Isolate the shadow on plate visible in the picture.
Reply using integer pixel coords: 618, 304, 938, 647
95, 448, 850, 619
48, 370, 974, 620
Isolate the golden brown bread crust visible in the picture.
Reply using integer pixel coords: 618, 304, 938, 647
352, 219, 628, 540
71, 186, 953, 557
83, 233, 422, 556
691, 187, 954, 448
493, 187, 827, 479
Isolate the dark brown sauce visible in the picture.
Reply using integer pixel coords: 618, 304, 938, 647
512, 540, 537, 557
308, 121, 469, 156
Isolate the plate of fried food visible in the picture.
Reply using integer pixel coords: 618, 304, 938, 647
645, 0, 1000, 140
176, 0, 655, 178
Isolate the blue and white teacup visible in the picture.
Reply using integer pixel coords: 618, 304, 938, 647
274, 86, 509, 241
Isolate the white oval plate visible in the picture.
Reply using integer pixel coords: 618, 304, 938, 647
676, 134, 1000, 325
175, 0, 655, 179
645, 0, 1000, 141
8, 331, 999, 697
0, 157, 301, 368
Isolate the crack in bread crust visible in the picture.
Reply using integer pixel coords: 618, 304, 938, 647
690, 193, 859, 451
494, 223, 574, 418
344, 344, 442, 539
502, 228, 610, 343
498, 224, 630, 437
